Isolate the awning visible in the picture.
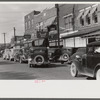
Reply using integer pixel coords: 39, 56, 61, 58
82, 8, 90, 18
49, 30, 57, 35
43, 16, 56, 28
77, 11, 84, 20
82, 31, 100, 38
61, 25, 100, 39
60, 30, 78, 38
89, 6, 97, 16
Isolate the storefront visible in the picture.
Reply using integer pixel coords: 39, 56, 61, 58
61, 25, 100, 48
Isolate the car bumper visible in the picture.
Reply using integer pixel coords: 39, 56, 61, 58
29, 60, 49, 65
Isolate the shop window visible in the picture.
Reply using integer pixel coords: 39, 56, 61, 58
64, 15, 73, 30
88, 38, 95, 43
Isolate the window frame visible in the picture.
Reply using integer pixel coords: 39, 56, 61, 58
64, 14, 73, 30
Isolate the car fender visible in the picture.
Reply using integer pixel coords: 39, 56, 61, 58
71, 59, 81, 71
94, 63, 100, 77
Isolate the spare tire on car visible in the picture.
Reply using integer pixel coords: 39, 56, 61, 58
34, 55, 45, 66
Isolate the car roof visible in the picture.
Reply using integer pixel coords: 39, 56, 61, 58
87, 41, 100, 46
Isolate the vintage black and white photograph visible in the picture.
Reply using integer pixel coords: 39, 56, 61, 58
0, 2, 100, 80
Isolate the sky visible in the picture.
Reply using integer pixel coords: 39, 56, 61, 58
0, 3, 55, 43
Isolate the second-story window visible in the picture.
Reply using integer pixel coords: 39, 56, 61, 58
28, 21, 31, 29
92, 7, 98, 23
86, 10, 91, 25
77, 10, 84, 26
89, 5, 98, 24
84, 8, 91, 25
64, 14, 73, 30
25, 22, 28, 30
80, 16, 84, 26
31, 19, 34, 27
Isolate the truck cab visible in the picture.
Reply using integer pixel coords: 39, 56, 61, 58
70, 41, 100, 80
28, 38, 49, 67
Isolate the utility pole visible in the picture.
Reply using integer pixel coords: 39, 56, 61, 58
14, 27, 16, 47
2, 33, 6, 49
14, 27, 16, 42
55, 4, 60, 48
72, 4, 75, 47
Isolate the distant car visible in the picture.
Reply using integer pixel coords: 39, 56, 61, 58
3, 49, 10, 60
69, 47, 86, 64
14, 47, 30, 63
9, 48, 20, 61
70, 41, 100, 80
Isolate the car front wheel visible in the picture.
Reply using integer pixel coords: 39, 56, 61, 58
70, 62, 78, 77
96, 68, 100, 80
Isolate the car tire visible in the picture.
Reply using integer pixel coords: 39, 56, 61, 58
62, 53, 69, 62
70, 62, 78, 77
96, 68, 100, 80
34, 55, 44, 66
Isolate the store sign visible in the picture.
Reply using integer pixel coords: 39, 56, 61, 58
48, 25, 57, 40
24, 34, 31, 39
48, 25, 56, 32
37, 31, 47, 38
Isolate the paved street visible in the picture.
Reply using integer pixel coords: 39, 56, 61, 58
0, 58, 95, 80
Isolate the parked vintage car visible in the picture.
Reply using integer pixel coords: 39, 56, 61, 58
9, 48, 20, 61
28, 37, 77, 67
28, 38, 49, 67
69, 47, 86, 64
70, 41, 100, 80
48, 47, 72, 64
3, 49, 11, 60
14, 47, 29, 63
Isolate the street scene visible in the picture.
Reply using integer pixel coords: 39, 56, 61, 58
0, 58, 90, 80
0, 3, 100, 80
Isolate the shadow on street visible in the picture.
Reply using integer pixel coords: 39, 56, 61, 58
0, 71, 39, 80
32, 63, 68, 68
0, 61, 16, 65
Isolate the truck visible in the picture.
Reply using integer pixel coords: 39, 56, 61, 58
28, 37, 72, 67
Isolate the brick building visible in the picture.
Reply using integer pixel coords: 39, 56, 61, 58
24, 7, 58, 47
60, 4, 100, 48
24, 10, 40, 40
24, 4, 100, 48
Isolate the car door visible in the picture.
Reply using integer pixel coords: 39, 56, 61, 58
85, 46, 94, 76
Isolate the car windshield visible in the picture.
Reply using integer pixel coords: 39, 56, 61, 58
32, 39, 44, 47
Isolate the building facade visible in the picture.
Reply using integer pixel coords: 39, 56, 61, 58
24, 4, 100, 48
24, 10, 40, 40
60, 4, 100, 48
